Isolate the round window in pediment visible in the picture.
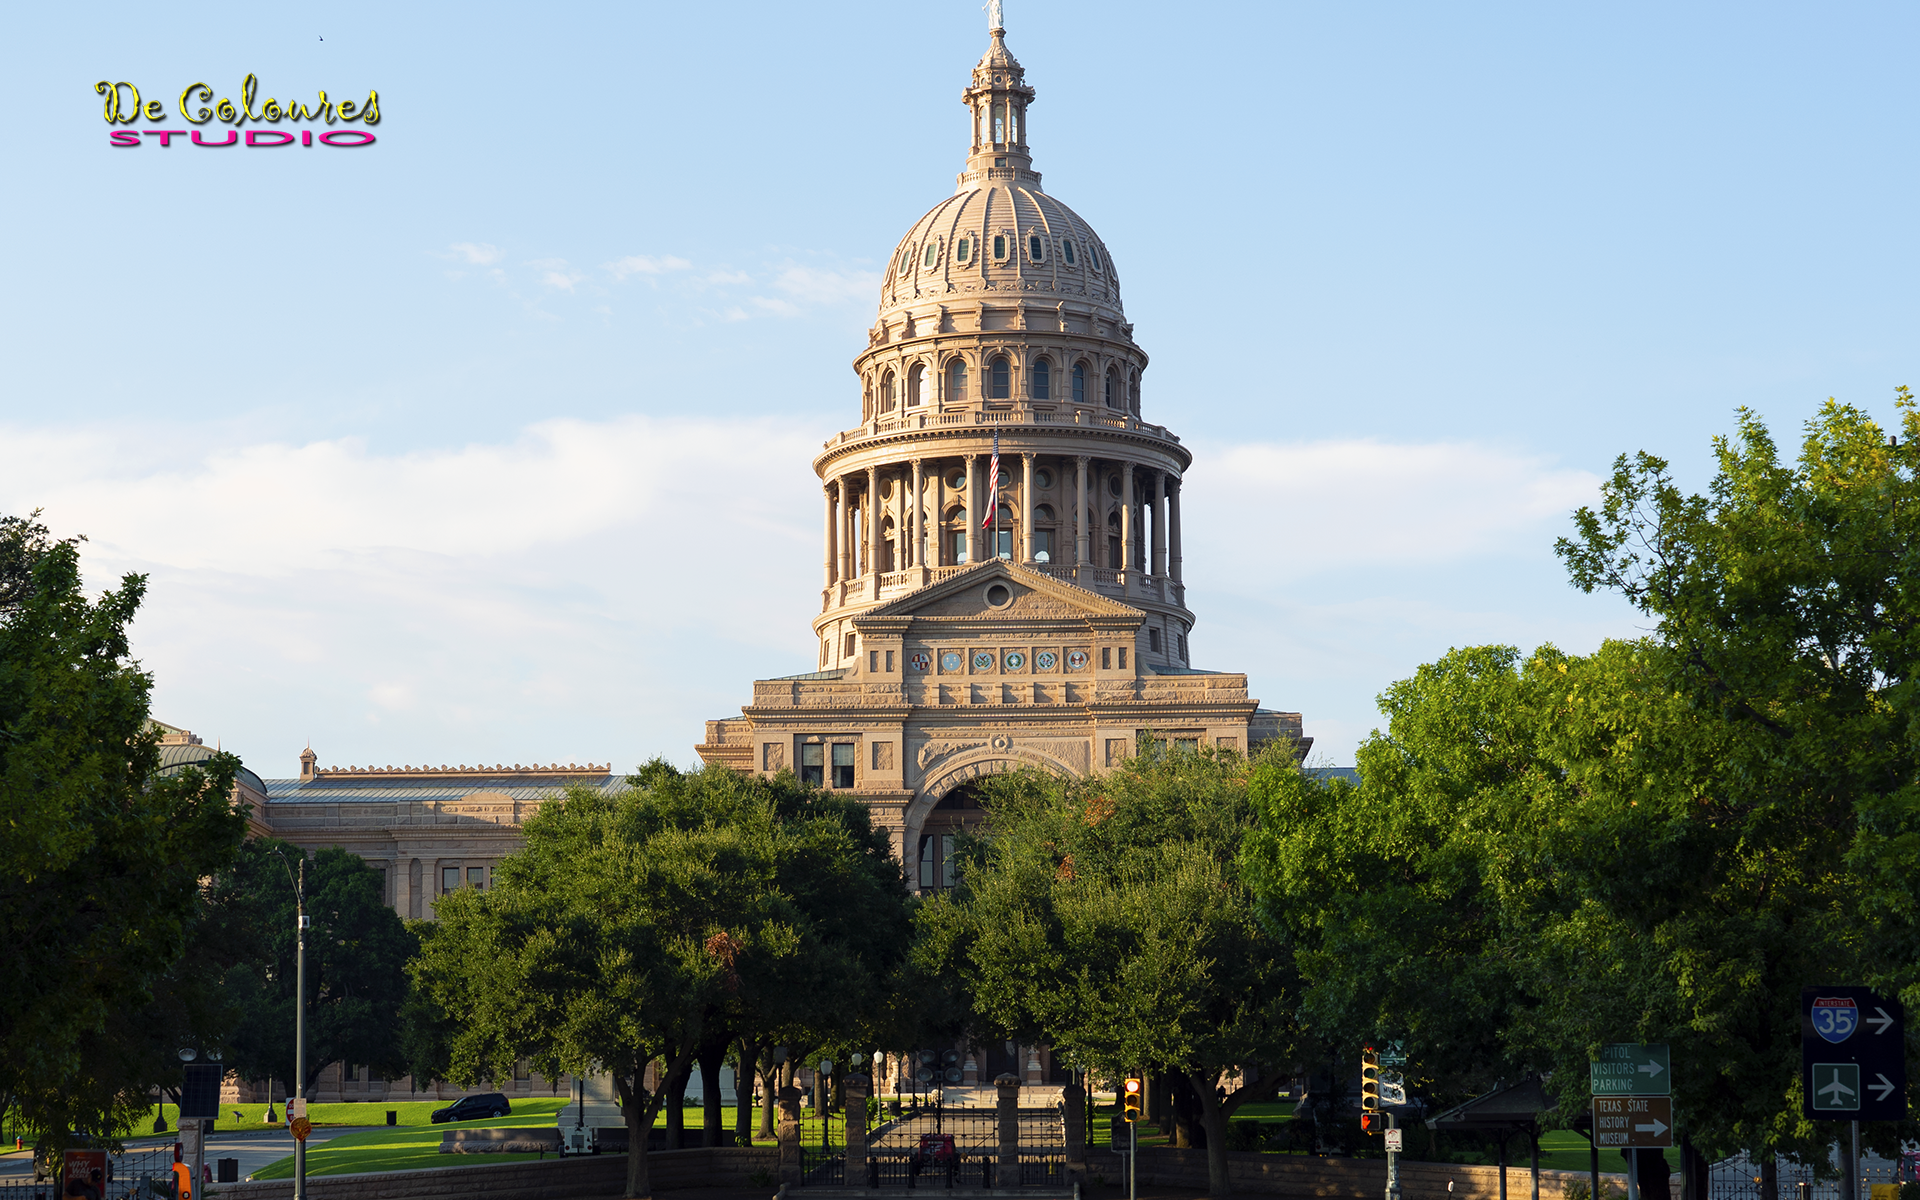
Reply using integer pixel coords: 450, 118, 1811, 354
984, 583, 1013, 609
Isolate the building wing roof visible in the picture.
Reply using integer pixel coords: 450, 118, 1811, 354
263, 775, 621, 802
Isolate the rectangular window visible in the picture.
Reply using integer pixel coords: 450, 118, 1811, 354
1108, 536, 1121, 567
1119, 647, 1128, 668
953, 530, 969, 564
996, 529, 1013, 559
844, 632, 856, 657
800, 743, 824, 786
919, 835, 937, 888
1175, 737, 1200, 754
886, 650, 895, 671
1101, 647, 1111, 669
1148, 628, 1161, 652
831, 743, 855, 788
869, 650, 878, 672
1032, 530, 1053, 562
441, 866, 459, 893
467, 866, 486, 889
1178, 634, 1187, 661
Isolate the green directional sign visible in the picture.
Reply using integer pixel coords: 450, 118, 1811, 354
1810, 1063, 1861, 1112
1592, 1043, 1671, 1096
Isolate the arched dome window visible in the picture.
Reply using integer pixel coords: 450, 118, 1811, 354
881, 369, 897, 412
1090, 245, 1103, 272
1028, 235, 1045, 263
1032, 358, 1051, 400
947, 358, 968, 404
955, 237, 972, 264
1072, 361, 1087, 404
907, 363, 925, 407
1062, 239, 1076, 266
993, 234, 1008, 261
923, 243, 939, 269
989, 355, 1010, 400
1105, 365, 1120, 409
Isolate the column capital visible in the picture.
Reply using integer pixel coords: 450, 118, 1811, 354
1021, 450, 1035, 461
1075, 454, 1090, 466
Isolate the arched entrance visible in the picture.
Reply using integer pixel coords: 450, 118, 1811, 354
912, 784, 988, 894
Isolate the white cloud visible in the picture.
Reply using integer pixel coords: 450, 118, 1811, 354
446, 242, 504, 265
606, 254, 692, 281
767, 264, 878, 308
540, 269, 584, 292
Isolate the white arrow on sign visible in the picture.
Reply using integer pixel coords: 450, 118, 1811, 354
1637, 1060, 1665, 1078
1635, 1118, 1669, 1137
1870, 1074, 1897, 1102
1867, 1008, 1896, 1035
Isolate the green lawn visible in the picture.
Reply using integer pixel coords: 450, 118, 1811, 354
131, 1098, 571, 1139
251, 1101, 571, 1179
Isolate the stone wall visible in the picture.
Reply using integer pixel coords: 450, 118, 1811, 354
213, 1145, 777, 1200
1091, 1147, 1620, 1200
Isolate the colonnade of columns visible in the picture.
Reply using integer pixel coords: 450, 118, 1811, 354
820, 453, 1184, 586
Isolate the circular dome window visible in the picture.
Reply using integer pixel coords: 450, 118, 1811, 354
984, 583, 1013, 609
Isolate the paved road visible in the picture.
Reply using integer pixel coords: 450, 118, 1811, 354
0, 1126, 385, 1185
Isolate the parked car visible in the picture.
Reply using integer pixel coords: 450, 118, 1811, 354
431, 1093, 511, 1123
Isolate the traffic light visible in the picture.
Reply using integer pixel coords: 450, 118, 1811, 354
1122, 1077, 1143, 1122
1360, 1046, 1381, 1113
1360, 1112, 1377, 1134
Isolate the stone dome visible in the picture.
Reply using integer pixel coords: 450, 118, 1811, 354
877, 186, 1124, 329
874, 25, 1125, 333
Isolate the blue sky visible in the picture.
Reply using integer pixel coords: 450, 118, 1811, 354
5, 1, 1916, 777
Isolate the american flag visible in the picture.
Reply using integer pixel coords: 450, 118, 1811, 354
982, 432, 1000, 529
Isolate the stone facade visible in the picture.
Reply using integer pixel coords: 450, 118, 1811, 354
696, 20, 1308, 880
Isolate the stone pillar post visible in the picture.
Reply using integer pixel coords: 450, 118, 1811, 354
836, 477, 852, 583
777, 1085, 803, 1186
1063, 1077, 1086, 1173
824, 485, 837, 587
1169, 476, 1183, 582
1021, 452, 1036, 562
912, 459, 926, 569
995, 1073, 1021, 1188
1152, 471, 1169, 577
964, 454, 981, 564
1120, 463, 1136, 571
844, 1073, 870, 1186
867, 465, 881, 579
1075, 456, 1090, 566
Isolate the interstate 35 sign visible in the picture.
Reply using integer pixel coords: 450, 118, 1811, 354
1802, 987, 1906, 1121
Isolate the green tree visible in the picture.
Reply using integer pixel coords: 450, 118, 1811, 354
0, 533, 249, 1149
220, 840, 418, 1097
924, 747, 1298, 1198
411, 765, 908, 1200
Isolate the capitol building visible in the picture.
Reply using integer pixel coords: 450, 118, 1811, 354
216, 12, 1308, 1103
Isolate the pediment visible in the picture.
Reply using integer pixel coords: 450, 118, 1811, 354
854, 561, 1141, 625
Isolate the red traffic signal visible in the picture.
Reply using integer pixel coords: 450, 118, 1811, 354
1360, 1112, 1376, 1133
1122, 1077, 1143, 1122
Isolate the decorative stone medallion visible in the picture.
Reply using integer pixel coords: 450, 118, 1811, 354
910, 651, 931, 672
1036, 650, 1058, 670
941, 650, 964, 672
1004, 651, 1026, 670
1067, 650, 1089, 671
973, 651, 996, 671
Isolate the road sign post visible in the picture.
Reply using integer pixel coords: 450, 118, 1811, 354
1801, 988, 1905, 1123
1592, 1044, 1671, 1097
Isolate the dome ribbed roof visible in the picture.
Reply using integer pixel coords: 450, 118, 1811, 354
878, 185, 1123, 327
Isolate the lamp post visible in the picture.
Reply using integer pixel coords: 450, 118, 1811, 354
271, 849, 308, 1200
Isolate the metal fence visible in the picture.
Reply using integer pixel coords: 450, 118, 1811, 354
795, 1102, 1066, 1189
0, 1146, 180, 1200
1710, 1153, 1911, 1200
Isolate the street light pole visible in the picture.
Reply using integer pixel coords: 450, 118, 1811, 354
295, 855, 308, 1200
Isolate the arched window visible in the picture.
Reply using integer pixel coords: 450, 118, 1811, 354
955, 237, 972, 264
1090, 245, 1103, 271
947, 358, 968, 404
1034, 504, 1055, 522
1105, 366, 1119, 409
907, 363, 925, 407
923, 242, 939, 269
881, 369, 896, 412
1063, 240, 1076, 265
993, 234, 1008, 261
1028, 235, 1044, 263
1072, 362, 1087, 404
1129, 370, 1140, 414
1032, 358, 1051, 400
989, 355, 1010, 400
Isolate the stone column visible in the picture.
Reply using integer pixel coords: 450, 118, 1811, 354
964, 453, 981, 564
936, 462, 949, 566
1152, 471, 1169, 576
1021, 452, 1036, 562
1063, 1077, 1086, 1173
868, 465, 881, 579
844, 1073, 870, 1186
995, 1073, 1021, 1187
1159, 480, 1175, 587
912, 458, 926, 568
1120, 463, 1136, 571
823, 485, 837, 587
1075, 456, 1090, 566
777, 1084, 803, 1186
837, 477, 852, 583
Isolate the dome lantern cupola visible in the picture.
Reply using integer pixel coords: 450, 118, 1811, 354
959, 6, 1039, 191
